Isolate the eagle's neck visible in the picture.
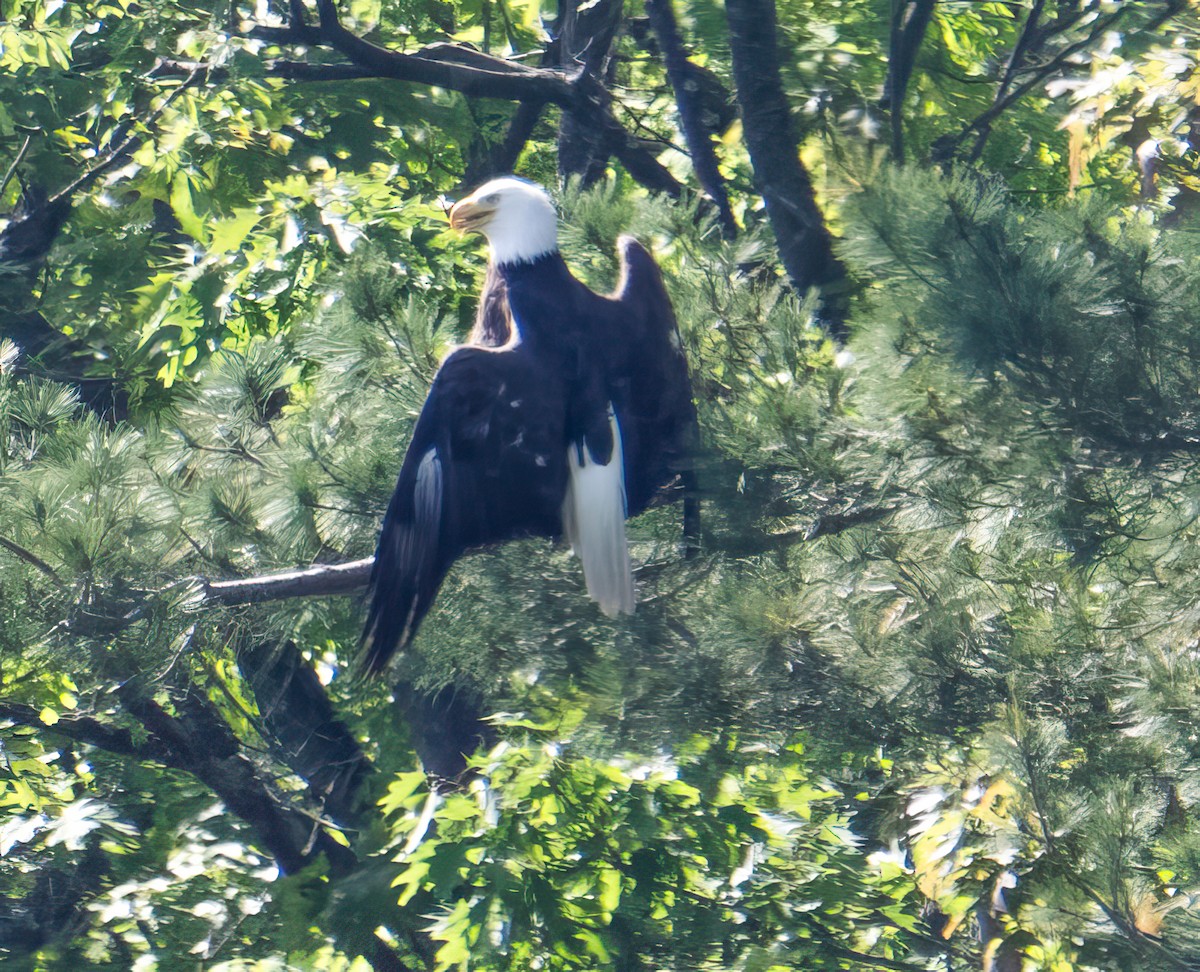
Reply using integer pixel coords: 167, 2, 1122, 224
494, 250, 569, 281
494, 251, 579, 350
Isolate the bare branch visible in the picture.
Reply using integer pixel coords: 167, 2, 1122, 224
194, 557, 371, 606
243, 2, 685, 197
52, 69, 206, 206
117, 684, 358, 876
967, 0, 1047, 162
308, 0, 576, 102
938, 0, 1186, 163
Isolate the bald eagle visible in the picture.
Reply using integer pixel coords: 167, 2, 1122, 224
361, 177, 697, 674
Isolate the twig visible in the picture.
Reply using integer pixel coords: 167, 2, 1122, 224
940, 1, 1187, 162
967, 0, 1046, 161
0, 534, 65, 587
52, 68, 206, 206
0, 135, 32, 201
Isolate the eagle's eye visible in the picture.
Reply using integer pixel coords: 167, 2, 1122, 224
483, 193, 500, 205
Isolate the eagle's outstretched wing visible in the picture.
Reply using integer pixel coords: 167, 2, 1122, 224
609, 237, 700, 524
361, 346, 567, 674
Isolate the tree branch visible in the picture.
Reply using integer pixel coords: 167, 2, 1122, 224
883, 0, 936, 163
117, 684, 358, 876
645, 0, 737, 236
237, 640, 371, 828
724, 0, 845, 329
0, 135, 31, 201
555, 0, 624, 185
3, 689, 359, 878
245, 2, 685, 197
0, 535, 65, 587
0, 702, 170, 763
52, 68, 206, 207
463, 98, 547, 185
966, 0, 1046, 162
936, 0, 1186, 163
309, 0, 576, 101
197, 557, 372, 605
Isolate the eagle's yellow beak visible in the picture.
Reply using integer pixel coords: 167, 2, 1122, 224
448, 195, 498, 234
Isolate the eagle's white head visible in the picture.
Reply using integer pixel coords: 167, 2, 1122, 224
449, 176, 559, 266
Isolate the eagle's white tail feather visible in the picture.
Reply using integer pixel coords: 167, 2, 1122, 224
562, 408, 635, 617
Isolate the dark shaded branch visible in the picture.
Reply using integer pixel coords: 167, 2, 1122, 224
724, 0, 845, 328
238, 640, 371, 828
883, 0, 936, 163
555, 0, 624, 184
627, 17, 738, 138
117, 684, 357, 876
264, 60, 379, 82
53, 69, 206, 206
0, 702, 171, 763
0, 535, 65, 587
191, 487, 863, 610
370, 939, 418, 972
0, 70, 204, 272
936, 0, 1185, 163
0, 135, 31, 200
195, 565, 494, 788
995, 0, 1047, 101
464, 99, 547, 186
0, 184, 74, 266
310, 0, 576, 101
461, 26, 560, 186
966, 0, 1046, 162
645, 0, 737, 236
251, 2, 684, 196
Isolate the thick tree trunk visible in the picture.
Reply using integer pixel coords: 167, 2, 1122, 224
724, 0, 844, 322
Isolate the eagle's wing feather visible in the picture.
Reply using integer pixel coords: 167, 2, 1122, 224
361, 346, 566, 674
611, 236, 699, 521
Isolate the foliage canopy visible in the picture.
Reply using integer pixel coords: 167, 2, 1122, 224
4, 1, 1200, 970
